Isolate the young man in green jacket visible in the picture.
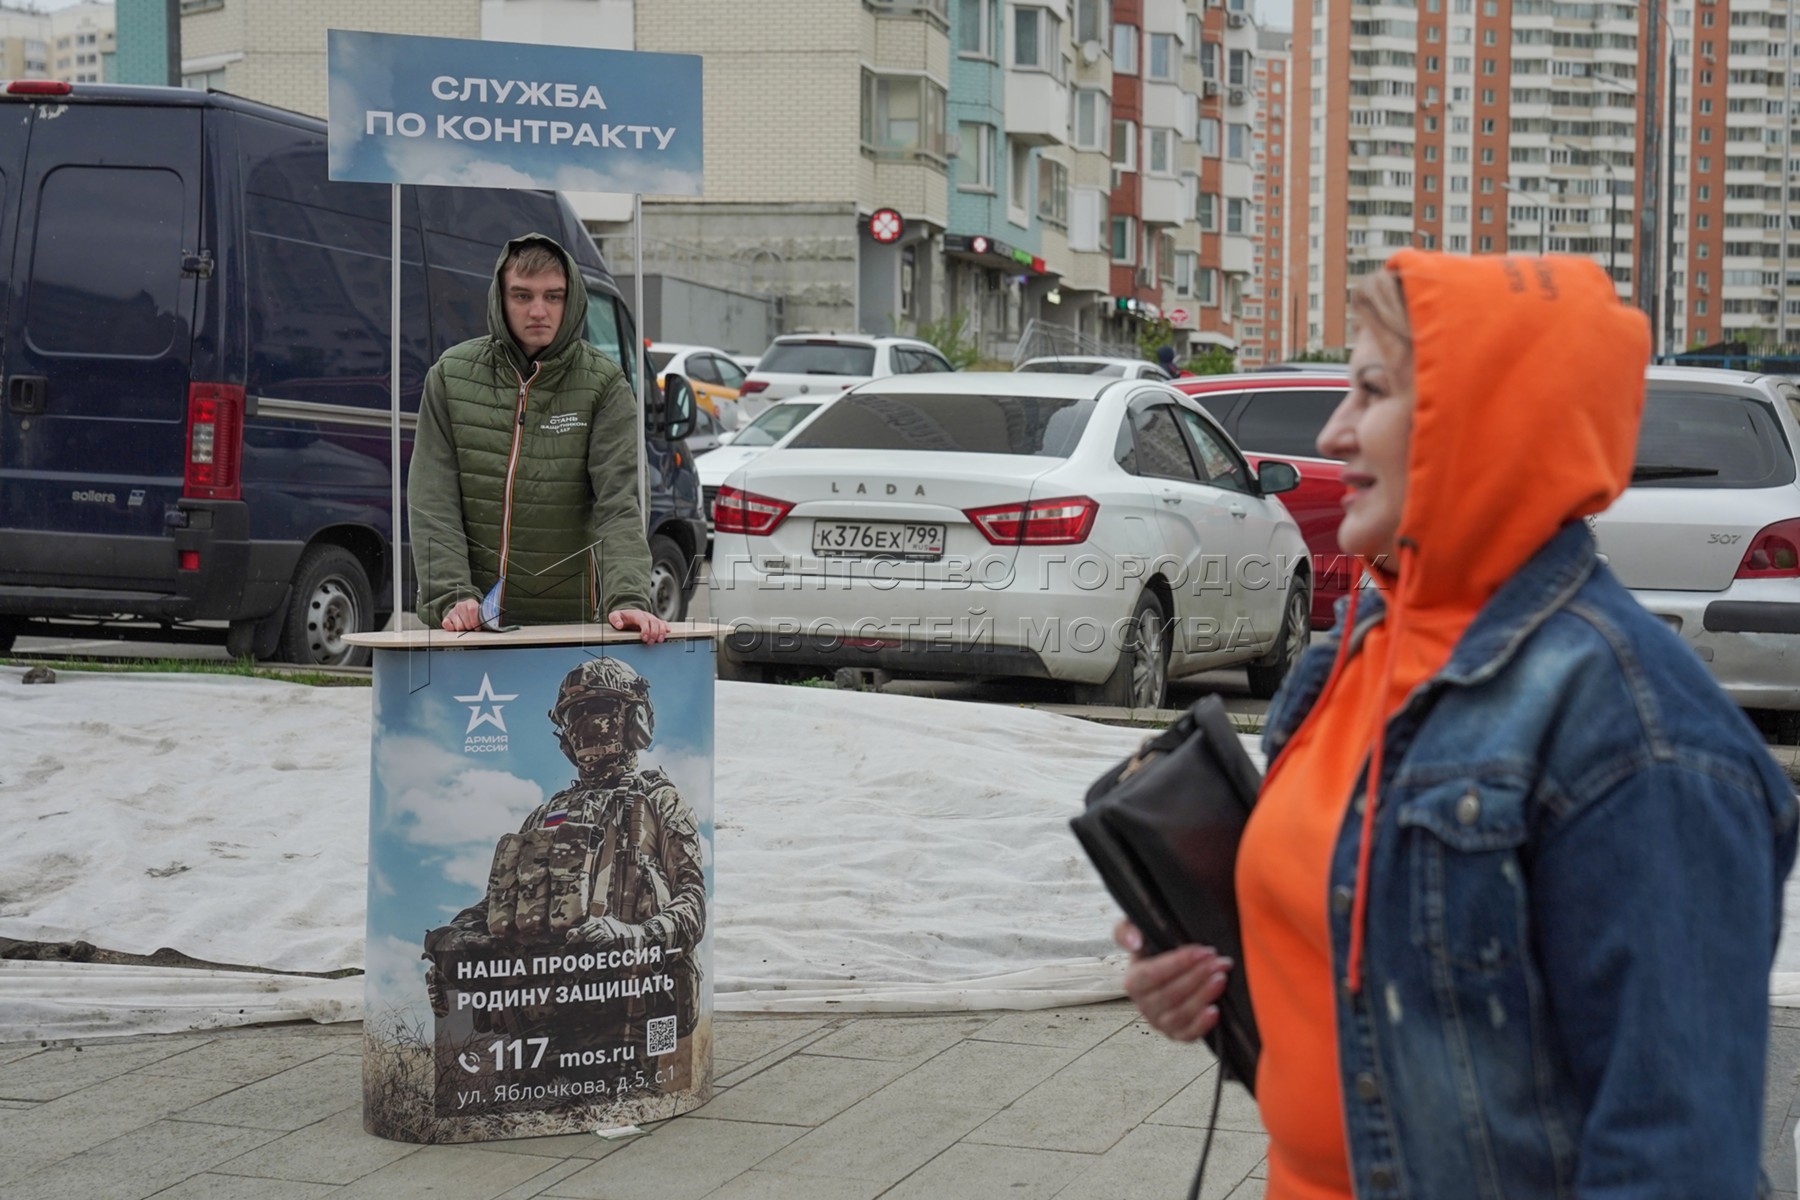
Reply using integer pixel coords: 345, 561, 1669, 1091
408, 233, 667, 643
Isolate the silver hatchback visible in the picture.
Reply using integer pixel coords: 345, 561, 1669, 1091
1592, 367, 1800, 734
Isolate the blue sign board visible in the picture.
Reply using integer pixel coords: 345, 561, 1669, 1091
327, 29, 703, 195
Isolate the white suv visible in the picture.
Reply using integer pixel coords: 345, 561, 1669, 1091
736, 334, 954, 425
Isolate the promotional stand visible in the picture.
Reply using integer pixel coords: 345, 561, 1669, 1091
347, 624, 718, 1144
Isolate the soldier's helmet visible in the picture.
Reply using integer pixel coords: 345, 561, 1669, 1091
548, 657, 654, 754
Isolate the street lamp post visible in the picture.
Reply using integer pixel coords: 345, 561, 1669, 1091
1503, 182, 1549, 256
1554, 137, 1620, 287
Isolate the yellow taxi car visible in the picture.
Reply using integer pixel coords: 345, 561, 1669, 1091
649, 342, 753, 428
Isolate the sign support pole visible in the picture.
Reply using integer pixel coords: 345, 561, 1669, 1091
634, 193, 648, 533
390, 183, 404, 626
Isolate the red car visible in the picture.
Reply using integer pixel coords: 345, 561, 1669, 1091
1174, 373, 1352, 628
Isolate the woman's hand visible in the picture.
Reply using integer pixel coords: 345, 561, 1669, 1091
1114, 920, 1234, 1044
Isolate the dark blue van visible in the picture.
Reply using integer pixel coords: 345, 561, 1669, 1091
0, 82, 706, 666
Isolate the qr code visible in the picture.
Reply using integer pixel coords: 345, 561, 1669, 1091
646, 1015, 677, 1057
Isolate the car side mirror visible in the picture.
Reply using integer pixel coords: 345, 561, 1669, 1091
1257, 460, 1301, 495
715, 429, 736, 446
661, 374, 696, 441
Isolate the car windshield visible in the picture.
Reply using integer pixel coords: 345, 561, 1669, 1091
736, 403, 821, 446
1019, 360, 1124, 376
758, 341, 877, 376
789, 393, 1096, 457
1635, 388, 1797, 489
648, 350, 676, 374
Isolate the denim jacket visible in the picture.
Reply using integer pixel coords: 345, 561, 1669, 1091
1262, 521, 1799, 1199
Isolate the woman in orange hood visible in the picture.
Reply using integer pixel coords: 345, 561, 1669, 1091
1118, 252, 1797, 1198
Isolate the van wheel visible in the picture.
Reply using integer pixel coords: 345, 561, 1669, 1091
277, 545, 373, 668
1077, 591, 1168, 710
1247, 578, 1312, 701
647, 535, 690, 623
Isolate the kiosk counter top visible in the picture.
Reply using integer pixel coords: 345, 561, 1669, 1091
345, 622, 727, 650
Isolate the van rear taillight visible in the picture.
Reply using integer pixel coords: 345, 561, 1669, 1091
6, 81, 71, 96
184, 383, 245, 501
739, 380, 769, 396
1736, 518, 1800, 579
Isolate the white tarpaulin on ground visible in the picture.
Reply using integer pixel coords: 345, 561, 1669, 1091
4, 665, 1799, 1043
0, 667, 1163, 1040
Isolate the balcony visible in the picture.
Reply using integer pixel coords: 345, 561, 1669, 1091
1005, 71, 1069, 147
1142, 176, 1187, 226
1220, 234, 1254, 276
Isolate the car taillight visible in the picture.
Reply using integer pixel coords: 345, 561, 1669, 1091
964, 496, 1099, 545
713, 484, 794, 536
6, 80, 71, 96
184, 383, 245, 500
1736, 518, 1800, 579
739, 380, 769, 395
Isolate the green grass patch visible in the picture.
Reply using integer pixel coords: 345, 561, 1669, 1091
2, 656, 370, 688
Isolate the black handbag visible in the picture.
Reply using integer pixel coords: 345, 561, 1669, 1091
1071, 694, 1262, 1093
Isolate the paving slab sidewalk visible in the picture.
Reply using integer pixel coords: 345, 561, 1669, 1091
3, 1002, 1799, 1200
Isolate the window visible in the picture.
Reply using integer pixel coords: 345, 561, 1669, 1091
1227, 198, 1247, 234
861, 72, 947, 158
957, 122, 995, 190
1009, 141, 1031, 223
1198, 117, 1220, 158
1235, 391, 1346, 458
1014, 6, 1064, 76
28, 167, 184, 357
1070, 188, 1105, 251
1180, 411, 1254, 493
1200, 40, 1219, 81
1197, 192, 1219, 231
1198, 267, 1219, 305
1229, 49, 1251, 87
1113, 23, 1138, 74
1149, 34, 1178, 81
959, 0, 995, 56
796, 393, 1093, 455
1146, 128, 1176, 175
1074, 0, 1107, 45
1227, 123, 1250, 160
1131, 406, 1201, 480
1113, 119, 1137, 169
1175, 251, 1196, 295
1038, 156, 1069, 226
1073, 90, 1110, 152
1111, 215, 1136, 262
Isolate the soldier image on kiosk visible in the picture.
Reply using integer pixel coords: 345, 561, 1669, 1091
422, 658, 707, 1114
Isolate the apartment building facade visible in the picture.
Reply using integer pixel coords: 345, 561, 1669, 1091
159, 0, 1283, 360
0, 1, 113, 84
1291, 0, 1800, 355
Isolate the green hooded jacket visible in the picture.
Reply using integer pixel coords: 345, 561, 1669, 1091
407, 233, 652, 628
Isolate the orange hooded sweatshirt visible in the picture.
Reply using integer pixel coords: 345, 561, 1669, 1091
1234, 252, 1650, 1200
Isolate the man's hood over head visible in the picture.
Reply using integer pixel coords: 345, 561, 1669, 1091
1387, 250, 1650, 616
488, 233, 590, 372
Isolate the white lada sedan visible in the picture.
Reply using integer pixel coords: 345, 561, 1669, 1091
707, 372, 1313, 708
